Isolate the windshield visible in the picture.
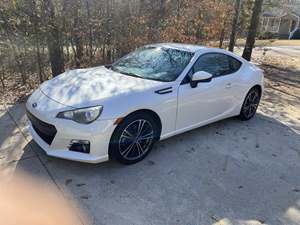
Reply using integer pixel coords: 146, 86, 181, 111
110, 47, 194, 82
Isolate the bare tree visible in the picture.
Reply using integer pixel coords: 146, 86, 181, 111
73, 0, 84, 67
228, 0, 242, 52
31, 0, 44, 83
42, 0, 65, 76
0, 0, 245, 95
242, 0, 264, 61
0, 10, 27, 85
85, 0, 94, 61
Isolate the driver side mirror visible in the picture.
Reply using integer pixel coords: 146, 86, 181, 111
190, 71, 213, 88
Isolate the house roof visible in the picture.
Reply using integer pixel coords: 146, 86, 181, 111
262, 11, 300, 18
262, 4, 300, 18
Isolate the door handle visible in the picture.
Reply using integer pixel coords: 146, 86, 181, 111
225, 83, 232, 89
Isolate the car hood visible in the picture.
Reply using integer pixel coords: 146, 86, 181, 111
40, 66, 163, 107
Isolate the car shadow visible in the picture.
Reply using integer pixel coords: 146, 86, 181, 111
0, 104, 35, 175
18, 113, 300, 225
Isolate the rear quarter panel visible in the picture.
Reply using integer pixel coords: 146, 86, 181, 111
236, 61, 264, 112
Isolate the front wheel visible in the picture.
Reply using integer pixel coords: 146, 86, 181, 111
239, 87, 261, 121
109, 113, 159, 164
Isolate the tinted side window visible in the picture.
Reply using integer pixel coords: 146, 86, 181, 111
228, 56, 242, 73
181, 53, 242, 85
193, 53, 231, 77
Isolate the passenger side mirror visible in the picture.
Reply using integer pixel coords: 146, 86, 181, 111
190, 71, 213, 88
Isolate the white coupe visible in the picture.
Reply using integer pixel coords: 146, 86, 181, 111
26, 43, 263, 164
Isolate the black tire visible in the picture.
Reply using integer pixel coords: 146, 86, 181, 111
109, 112, 159, 165
239, 87, 261, 121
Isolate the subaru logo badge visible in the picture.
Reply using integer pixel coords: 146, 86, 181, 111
32, 103, 37, 108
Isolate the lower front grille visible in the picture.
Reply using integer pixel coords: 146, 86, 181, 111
26, 110, 57, 145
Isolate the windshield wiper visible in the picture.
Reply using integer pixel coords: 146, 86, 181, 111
111, 66, 142, 79
120, 71, 143, 78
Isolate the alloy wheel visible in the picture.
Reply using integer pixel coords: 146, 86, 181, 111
243, 90, 260, 119
119, 119, 154, 160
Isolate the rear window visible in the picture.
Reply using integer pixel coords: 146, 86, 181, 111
228, 56, 242, 73
192, 53, 242, 77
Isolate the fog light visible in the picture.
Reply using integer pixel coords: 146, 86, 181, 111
69, 140, 90, 154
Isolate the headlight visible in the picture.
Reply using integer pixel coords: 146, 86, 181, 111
57, 106, 103, 124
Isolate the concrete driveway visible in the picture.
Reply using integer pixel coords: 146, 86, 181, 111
1, 54, 300, 225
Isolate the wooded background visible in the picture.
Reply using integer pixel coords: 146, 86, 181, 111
0, 0, 288, 100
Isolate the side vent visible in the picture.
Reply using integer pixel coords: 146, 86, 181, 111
155, 87, 173, 95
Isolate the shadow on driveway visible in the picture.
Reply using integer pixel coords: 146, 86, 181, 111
0, 105, 35, 175
17, 114, 300, 225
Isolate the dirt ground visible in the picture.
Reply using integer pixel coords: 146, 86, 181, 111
251, 47, 300, 133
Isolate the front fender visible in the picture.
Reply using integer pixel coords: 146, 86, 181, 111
99, 85, 179, 137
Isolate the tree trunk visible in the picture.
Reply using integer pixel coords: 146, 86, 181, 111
42, 0, 65, 77
65, 41, 70, 61
139, 0, 148, 16
219, 16, 228, 49
104, 0, 112, 63
35, 38, 44, 83
148, 0, 167, 42
85, 0, 94, 61
74, 4, 83, 68
219, 28, 225, 49
176, 0, 182, 18
32, 0, 44, 83
242, 0, 264, 61
228, 0, 242, 52
0, 68, 5, 91
0, 12, 26, 85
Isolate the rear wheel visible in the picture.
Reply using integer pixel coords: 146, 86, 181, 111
239, 87, 261, 120
109, 113, 159, 164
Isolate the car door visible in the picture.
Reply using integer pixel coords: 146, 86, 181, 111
176, 52, 241, 131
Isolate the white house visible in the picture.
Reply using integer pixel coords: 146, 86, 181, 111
261, 10, 300, 39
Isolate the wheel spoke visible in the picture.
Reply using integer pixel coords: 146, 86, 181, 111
139, 131, 154, 141
248, 106, 254, 117
121, 129, 134, 140
121, 141, 135, 157
252, 103, 258, 108
250, 104, 257, 112
251, 92, 258, 102
245, 97, 251, 106
136, 141, 144, 156
243, 104, 250, 111
137, 120, 146, 136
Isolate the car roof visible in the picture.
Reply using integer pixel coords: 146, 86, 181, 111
146, 43, 247, 63
148, 43, 207, 53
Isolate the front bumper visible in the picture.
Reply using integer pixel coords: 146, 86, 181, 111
26, 96, 116, 163
28, 116, 116, 163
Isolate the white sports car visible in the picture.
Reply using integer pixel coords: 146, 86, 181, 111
26, 43, 263, 164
